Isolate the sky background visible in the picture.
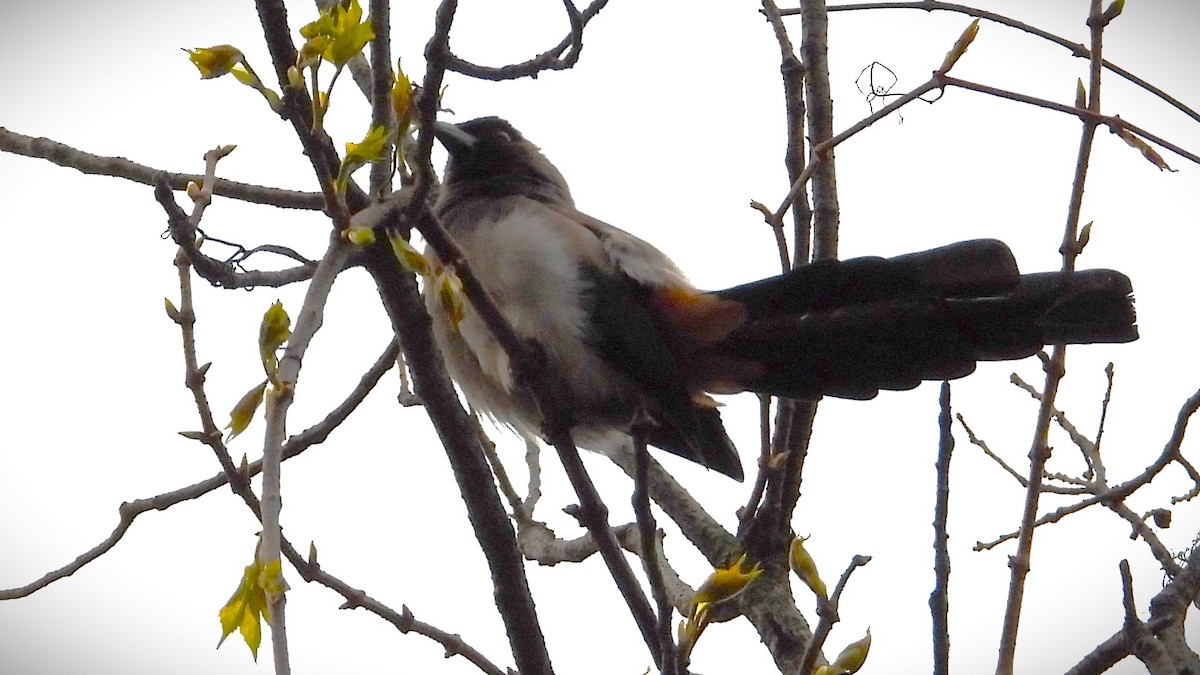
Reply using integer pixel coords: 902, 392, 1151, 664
2, 1, 1199, 674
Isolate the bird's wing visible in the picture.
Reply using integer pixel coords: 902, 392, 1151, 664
556, 205, 750, 341
551, 205, 746, 480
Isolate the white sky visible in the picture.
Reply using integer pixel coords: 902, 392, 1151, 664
2, 1, 1198, 674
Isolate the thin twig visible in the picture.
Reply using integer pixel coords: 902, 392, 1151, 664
471, 414, 528, 519
261, 235, 354, 675
0, 127, 325, 210
939, 76, 1198, 166
760, 0, 809, 269
975, 384, 1200, 556
995, 5, 1106, 670
1064, 561, 1158, 675
956, 412, 1027, 487
555, 430, 663, 663
1108, 502, 1180, 576
632, 426, 677, 674
1091, 363, 1115, 483
797, 555, 872, 675
816, 1, 1200, 125
445, 1, 610, 80
736, 395, 774, 537
931, 383, 952, 675
768, 77, 942, 226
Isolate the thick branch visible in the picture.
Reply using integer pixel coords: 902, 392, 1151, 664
360, 219, 555, 675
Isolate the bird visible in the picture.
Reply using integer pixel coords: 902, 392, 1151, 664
424, 116, 1137, 482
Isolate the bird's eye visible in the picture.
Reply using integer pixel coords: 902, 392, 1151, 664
493, 130, 513, 143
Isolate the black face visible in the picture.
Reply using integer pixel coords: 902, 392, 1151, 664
435, 117, 569, 205
437, 117, 529, 183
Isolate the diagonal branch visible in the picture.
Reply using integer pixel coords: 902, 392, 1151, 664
815, 0, 1200, 124
409, 2, 663, 664
0, 339, 401, 601
797, 555, 872, 675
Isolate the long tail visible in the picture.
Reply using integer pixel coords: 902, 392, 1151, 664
713, 239, 1137, 400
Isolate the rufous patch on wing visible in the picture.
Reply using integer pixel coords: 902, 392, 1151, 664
653, 285, 749, 342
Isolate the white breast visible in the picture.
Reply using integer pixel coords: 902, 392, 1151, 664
425, 197, 619, 430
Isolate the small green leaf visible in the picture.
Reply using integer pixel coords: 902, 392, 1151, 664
387, 229, 430, 277
346, 225, 377, 247
1110, 124, 1173, 171
689, 553, 762, 623
938, 19, 980, 73
259, 301, 292, 380
217, 553, 283, 661
391, 59, 414, 133
436, 269, 466, 328
226, 380, 268, 442
185, 45, 244, 79
826, 629, 872, 675
789, 535, 828, 598
329, 20, 375, 66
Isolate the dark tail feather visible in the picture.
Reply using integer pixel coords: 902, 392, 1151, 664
716, 239, 1021, 319
717, 265, 1137, 401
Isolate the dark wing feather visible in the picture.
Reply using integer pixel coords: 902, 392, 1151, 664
580, 266, 744, 481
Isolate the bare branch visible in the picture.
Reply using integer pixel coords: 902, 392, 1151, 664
976, 387, 1200, 556
816, 0, 1200, 125
0, 338, 401, 600
938, 76, 1198, 166
798, 555, 873, 675
446, 1, 611, 81
155, 175, 319, 289
759, 0, 809, 270
632, 426, 679, 674
931, 383, 952, 675
736, 395, 774, 537
368, 0, 395, 196
996, 5, 1107, 669
1147, 544, 1200, 672
0, 127, 325, 210
254, 0, 363, 221
957, 412, 1028, 487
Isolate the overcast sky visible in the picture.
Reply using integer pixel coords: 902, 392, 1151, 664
2, 1, 1198, 674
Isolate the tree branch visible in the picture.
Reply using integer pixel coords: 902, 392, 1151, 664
0, 126, 324, 210
931, 382, 952, 675
798, 555, 872, 675
445, 0, 611, 80
996, 5, 1105, 671
815, 0, 1200, 125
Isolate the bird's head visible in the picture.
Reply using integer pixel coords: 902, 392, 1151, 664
434, 117, 573, 207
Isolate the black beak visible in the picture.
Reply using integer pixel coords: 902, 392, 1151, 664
433, 121, 477, 157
